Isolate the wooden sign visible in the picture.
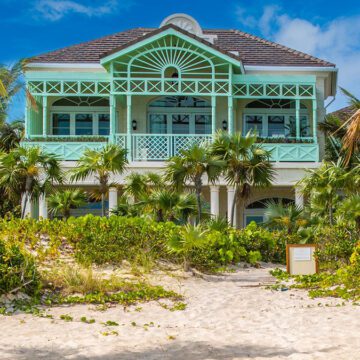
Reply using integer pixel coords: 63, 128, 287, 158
286, 244, 318, 275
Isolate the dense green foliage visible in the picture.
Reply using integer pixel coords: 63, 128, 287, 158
0, 238, 40, 296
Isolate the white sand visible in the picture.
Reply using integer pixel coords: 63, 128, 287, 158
0, 265, 359, 360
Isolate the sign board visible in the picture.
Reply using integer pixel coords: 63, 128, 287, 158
286, 244, 318, 275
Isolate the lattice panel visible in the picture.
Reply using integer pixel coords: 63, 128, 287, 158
173, 135, 212, 156
133, 136, 170, 161
114, 135, 126, 149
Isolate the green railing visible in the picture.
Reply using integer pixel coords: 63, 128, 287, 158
22, 134, 319, 162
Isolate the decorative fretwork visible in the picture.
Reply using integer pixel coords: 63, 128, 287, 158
28, 80, 111, 96
233, 83, 315, 99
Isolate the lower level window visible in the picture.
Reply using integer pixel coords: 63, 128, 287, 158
52, 114, 70, 135
245, 215, 264, 226
75, 114, 93, 135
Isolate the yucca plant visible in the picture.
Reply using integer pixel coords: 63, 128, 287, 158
167, 224, 210, 271
48, 188, 87, 219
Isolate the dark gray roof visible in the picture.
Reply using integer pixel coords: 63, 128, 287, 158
29, 26, 335, 67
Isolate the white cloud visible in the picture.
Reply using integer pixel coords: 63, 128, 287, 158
236, 6, 360, 111
33, 0, 126, 21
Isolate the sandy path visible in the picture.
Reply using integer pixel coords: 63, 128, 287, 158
0, 265, 359, 360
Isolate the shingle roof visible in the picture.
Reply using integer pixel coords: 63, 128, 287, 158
29, 26, 335, 67
329, 106, 356, 120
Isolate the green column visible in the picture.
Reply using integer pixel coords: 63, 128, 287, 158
312, 99, 317, 143
126, 95, 132, 161
211, 96, 216, 135
109, 95, 116, 143
295, 98, 300, 140
42, 96, 48, 137
228, 96, 234, 134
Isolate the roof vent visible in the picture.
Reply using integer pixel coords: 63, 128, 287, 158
160, 13, 203, 37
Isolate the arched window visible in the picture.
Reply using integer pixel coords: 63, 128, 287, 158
243, 99, 310, 138
244, 197, 295, 226
51, 97, 110, 136
148, 96, 211, 134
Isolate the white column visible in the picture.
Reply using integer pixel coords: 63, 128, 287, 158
126, 95, 132, 161
38, 194, 48, 219
211, 96, 216, 135
210, 185, 220, 217
108, 187, 118, 214
109, 95, 116, 143
21, 195, 33, 218
227, 186, 237, 226
295, 187, 304, 209
228, 96, 234, 134
295, 98, 300, 140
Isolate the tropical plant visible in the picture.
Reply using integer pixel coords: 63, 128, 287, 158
167, 224, 210, 271
70, 144, 127, 217
336, 195, 360, 232
264, 200, 306, 234
48, 188, 87, 219
0, 120, 24, 152
212, 131, 274, 226
204, 216, 229, 232
0, 60, 35, 125
165, 143, 224, 224
297, 160, 358, 225
0, 146, 63, 218
147, 189, 197, 223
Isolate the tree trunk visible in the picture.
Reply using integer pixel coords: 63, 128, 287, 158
21, 176, 34, 219
21, 193, 28, 219
64, 209, 70, 220
156, 209, 164, 222
101, 192, 106, 217
230, 185, 238, 227
183, 256, 190, 272
329, 198, 333, 225
195, 177, 202, 225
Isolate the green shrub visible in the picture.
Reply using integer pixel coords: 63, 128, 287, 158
0, 238, 40, 296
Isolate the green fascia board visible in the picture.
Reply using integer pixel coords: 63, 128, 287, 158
233, 74, 316, 84
100, 28, 242, 70
25, 71, 110, 81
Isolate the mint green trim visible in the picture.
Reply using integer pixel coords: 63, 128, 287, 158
22, 135, 319, 162
25, 72, 110, 81
101, 28, 242, 69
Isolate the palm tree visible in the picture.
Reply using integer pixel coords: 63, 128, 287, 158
167, 224, 209, 271
0, 60, 36, 125
337, 195, 360, 232
0, 121, 24, 152
48, 188, 87, 220
212, 131, 274, 226
297, 160, 357, 225
0, 146, 63, 218
70, 144, 127, 217
147, 189, 197, 223
264, 200, 306, 234
165, 143, 224, 224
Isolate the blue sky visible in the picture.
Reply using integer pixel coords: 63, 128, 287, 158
1, 0, 359, 121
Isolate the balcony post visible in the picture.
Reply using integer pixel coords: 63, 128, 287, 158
109, 95, 116, 143
312, 99, 317, 143
42, 96, 47, 137
210, 185, 220, 217
126, 95, 132, 161
228, 96, 234, 134
295, 98, 300, 140
211, 96, 216, 135
25, 99, 30, 138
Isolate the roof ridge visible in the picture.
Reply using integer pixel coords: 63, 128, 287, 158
233, 29, 334, 67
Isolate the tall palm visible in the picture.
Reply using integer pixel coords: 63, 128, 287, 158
48, 188, 87, 220
0, 146, 63, 218
212, 131, 274, 226
70, 144, 127, 217
0, 60, 35, 125
165, 143, 224, 224
0, 120, 24, 152
338, 88, 360, 165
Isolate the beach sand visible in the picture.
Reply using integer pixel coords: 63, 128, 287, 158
0, 264, 359, 360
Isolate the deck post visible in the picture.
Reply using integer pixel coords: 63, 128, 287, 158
210, 185, 220, 217
109, 95, 116, 143
42, 96, 48, 137
228, 96, 234, 135
295, 98, 300, 140
312, 99, 317, 143
211, 96, 216, 135
126, 95, 132, 161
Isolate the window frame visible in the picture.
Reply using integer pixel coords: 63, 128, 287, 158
242, 108, 309, 138
51, 106, 112, 136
